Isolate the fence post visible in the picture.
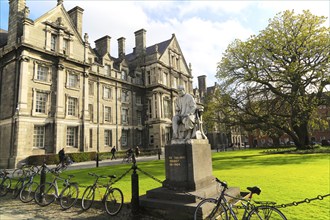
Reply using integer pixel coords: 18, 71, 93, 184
38, 160, 47, 203
131, 153, 139, 216
96, 153, 99, 167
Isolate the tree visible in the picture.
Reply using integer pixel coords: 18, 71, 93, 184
215, 10, 330, 149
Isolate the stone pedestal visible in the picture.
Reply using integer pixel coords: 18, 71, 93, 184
163, 139, 215, 192
140, 139, 228, 219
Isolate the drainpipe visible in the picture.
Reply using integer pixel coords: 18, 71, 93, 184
96, 78, 100, 167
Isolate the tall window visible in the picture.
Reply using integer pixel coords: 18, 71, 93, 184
121, 90, 129, 102
137, 111, 142, 125
104, 106, 111, 122
146, 71, 151, 85
89, 82, 94, 95
121, 108, 128, 123
63, 38, 69, 54
136, 96, 142, 105
89, 129, 93, 148
35, 92, 48, 113
121, 70, 127, 80
33, 125, 45, 148
173, 77, 177, 89
164, 98, 171, 119
89, 104, 93, 121
68, 73, 78, 88
66, 127, 77, 147
104, 130, 112, 146
136, 131, 142, 145
37, 66, 49, 82
103, 87, 111, 99
51, 34, 57, 51
121, 130, 128, 146
148, 99, 152, 119
105, 65, 111, 76
163, 72, 168, 86
68, 97, 77, 116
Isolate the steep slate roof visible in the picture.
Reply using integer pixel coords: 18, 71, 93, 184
125, 38, 172, 62
0, 29, 8, 47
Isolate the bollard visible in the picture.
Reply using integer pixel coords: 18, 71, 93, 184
158, 148, 161, 160
131, 154, 139, 216
38, 160, 47, 203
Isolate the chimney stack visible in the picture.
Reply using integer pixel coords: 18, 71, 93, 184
7, 0, 26, 46
68, 6, 84, 37
117, 37, 126, 58
134, 29, 146, 55
198, 75, 207, 98
94, 35, 111, 57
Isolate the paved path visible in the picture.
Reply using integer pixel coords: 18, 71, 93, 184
0, 155, 164, 220
0, 193, 161, 220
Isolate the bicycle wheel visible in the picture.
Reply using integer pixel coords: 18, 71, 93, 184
60, 184, 79, 210
0, 177, 11, 196
12, 168, 24, 179
12, 179, 24, 198
104, 188, 124, 216
194, 198, 228, 220
81, 186, 95, 210
247, 206, 287, 220
34, 183, 57, 207
20, 182, 38, 203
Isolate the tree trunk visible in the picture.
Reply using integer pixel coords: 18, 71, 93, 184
293, 122, 310, 150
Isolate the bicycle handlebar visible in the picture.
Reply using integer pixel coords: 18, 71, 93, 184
215, 177, 228, 188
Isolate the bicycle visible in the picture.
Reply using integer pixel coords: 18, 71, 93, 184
12, 168, 39, 199
34, 170, 79, 210
19, 169, 40, 203
81, 172, 124, 216
0, 170, 12, 196
12, 164, 40, 179
122, 153, 133, 163
194, 178, 287, 220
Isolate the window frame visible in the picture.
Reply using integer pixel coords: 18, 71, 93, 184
121, 130, 128, 146
33, 125, 45, 149
104, 129, 112, 146
104, 106, 112, 123
103, 86, 112, 100
66, 126, 78, 147
67, 96, 78, 117
66, 71, 80, 89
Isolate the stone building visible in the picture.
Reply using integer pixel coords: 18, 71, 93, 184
0, 0, 194, 168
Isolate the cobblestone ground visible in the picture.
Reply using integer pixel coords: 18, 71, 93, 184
0, 194, 160, 220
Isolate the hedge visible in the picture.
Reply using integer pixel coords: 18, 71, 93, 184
26, 148, 160, 166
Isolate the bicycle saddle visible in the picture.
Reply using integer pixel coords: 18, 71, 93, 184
247, 186, 261, 195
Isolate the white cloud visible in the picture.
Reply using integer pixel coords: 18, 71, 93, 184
2, 0, 329, 88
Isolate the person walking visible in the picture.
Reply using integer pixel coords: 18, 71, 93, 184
135, 146, 140, 158
111, 146, 117, 160
58, 148, 65, 165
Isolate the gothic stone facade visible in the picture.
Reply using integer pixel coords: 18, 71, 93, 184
0, 0, 194, 168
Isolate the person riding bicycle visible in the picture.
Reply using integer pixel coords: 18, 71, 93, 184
126, 148, 133, 158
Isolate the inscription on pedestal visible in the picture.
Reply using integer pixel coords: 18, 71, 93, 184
169, 156, 185, 167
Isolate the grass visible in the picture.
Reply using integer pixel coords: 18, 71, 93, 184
22, 148, 329, 220
211, 150, 330, 220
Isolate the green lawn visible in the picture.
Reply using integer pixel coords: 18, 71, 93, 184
59, 149, 329, 220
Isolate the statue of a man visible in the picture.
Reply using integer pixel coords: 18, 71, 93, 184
172, 85, 196, 140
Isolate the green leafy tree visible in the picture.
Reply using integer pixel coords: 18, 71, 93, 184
216, 10, 330, 149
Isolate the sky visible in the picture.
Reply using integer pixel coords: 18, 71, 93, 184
0, 0, 329, 88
